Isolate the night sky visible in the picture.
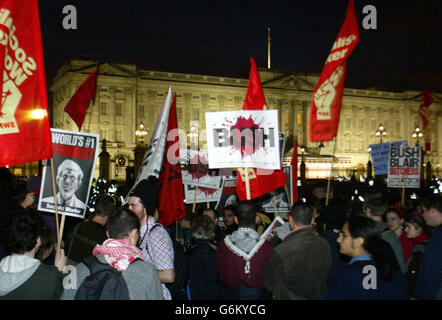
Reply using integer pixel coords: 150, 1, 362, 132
38, 0, 441, 93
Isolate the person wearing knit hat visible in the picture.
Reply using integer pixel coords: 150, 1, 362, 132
128, 177, 175, 300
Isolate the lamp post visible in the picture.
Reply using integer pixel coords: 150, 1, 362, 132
300, 145, 306, 182
134, 122, 148, 177
367, 147, 373, 179
135, 122, 148, 143
375, 124, 387, 143
187, 125, 199, 150
411, 127, 424, 146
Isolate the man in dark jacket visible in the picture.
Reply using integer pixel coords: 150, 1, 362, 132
263, 202, 331, 300
415, 195, 442, 300
66, 195, 115, 264
364, 197, 406, 273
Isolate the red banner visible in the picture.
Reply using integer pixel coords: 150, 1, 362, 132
309, 0, 359, 142
64, 66, 98, 131
418, 88, 433, 152
157, 94, 186, 227
0, 0, 52, 166
236, 57, 286, 201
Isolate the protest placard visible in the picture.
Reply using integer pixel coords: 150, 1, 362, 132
387, 144, 421, 188
183, 183, 223, 204
180, 148, 223, 189
369, 141, 407, 175
215, 177, 238, 215
261, 216, 286, 243
205, 110, 280, 169
38, 129, 99, 218
261, 165, 292, 214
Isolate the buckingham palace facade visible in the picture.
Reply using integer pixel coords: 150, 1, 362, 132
16, 59, 439, 182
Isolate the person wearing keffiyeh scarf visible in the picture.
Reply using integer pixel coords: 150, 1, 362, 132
60, 208, 164, 300
92, 239, 144, 272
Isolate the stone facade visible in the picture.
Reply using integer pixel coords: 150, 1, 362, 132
43, 59, 441, 182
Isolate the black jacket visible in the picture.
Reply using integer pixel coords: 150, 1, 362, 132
185, 240, 224, 300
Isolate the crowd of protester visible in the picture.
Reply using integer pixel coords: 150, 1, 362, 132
0, 167, 440, 300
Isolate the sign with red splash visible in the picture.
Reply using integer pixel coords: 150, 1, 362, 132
183, 183, 223, 204
180, 148, 223, 189
205, 110, 280, 169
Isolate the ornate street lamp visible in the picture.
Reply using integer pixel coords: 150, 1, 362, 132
375, 124, 387, 143
411, 127, 424, 146
135, 122, 148, 143
134, 122, 148, 176
187, 125, 199, 150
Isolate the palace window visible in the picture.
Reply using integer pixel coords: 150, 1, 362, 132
116, 102, 122, 115
100, 102, 108, 115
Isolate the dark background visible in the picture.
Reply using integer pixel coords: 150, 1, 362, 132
38, 0, 441, 93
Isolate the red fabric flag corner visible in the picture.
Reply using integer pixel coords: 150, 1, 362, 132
418, 88, 433, 152
290, 138, 299, 204
157, 94, 186, 227
236, 57, 286, 201
0, 0, 53, 166
309, 0, 359, 142
243, 57, 267, 110
64, 66, 99, 131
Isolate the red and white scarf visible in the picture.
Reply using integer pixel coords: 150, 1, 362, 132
92, 239, 145, 272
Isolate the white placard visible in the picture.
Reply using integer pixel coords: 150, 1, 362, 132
387, 145, 421, 188
180, 148, 223, 189
184, 184, 223, 204
205, 110, 280, 169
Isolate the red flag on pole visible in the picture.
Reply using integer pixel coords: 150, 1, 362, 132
0, 0, 52, 167
291, 137, 299, 204
236, 57, 286, 201
64, 66, 98, 131
418, 88, 433, 152
157, 94, 186, 227
309, 0, 359, 142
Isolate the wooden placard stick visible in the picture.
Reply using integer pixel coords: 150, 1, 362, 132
401, 187, 405, 208
284, 185, 291, 207
272, 195, 279, 217
192, 186, 199, 213
50, 158, 61, 249
245, 168, 251, 200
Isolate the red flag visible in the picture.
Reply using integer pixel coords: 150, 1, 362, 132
291, 138, 299, 204
236, 57, 286, 201
309, 0, 359, 142
0, 0, 52, 167
243, 57, 267, 110
418, 88, 433, 152
157, 94, 186, 227
64, 66, 98, 131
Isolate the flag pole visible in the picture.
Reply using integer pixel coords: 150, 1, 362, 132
192, 186, 199, 213
267, 27, 271, 70
326, 137, 338, 206
49, 159, 61, 250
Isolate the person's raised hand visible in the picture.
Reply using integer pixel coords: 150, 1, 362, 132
54, 249, 67, 272
21, 192, 35, 208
